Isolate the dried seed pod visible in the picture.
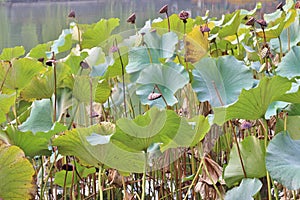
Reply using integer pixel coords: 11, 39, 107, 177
295, 1, 300, 9
148, 92, 162, 101
276, 2, 284, 11
62, 163, 74, 171
159, 4, 168, 14
245, 17, 256, 26
127, 13, 136, 24
68, 10, 75, 18
200, 25, 210, 33
110, 46, 119, 53
256, 19, 267, 28
260, 47, 269, 59
179, 10, 189, 23
80, 61, 90, 69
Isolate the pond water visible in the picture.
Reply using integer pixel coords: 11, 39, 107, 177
0, 0, 281, 51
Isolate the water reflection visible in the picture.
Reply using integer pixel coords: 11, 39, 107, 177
0, 0, 280, 51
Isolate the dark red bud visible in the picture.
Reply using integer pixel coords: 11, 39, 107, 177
159, 4, 168, 14
127, 13, 136, 24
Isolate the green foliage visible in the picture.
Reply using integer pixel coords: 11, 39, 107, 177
0, 141, 35, 199
266, 132, 300, 190
225, 178, 262, 200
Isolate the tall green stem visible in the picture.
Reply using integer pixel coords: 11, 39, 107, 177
98, 165, 103, 200
141, 152, 147, 200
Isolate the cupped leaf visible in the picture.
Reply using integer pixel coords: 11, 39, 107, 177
0, 141, 35, 199
224, 136, 266, 187
225, 178, 262, 200
266, 132, 300, 190
136, 62, 189, 107
126, 31, 178, 82
0, 58, 44, 91
81, 18, 120, 49
214, 76, 291, 124
192, 56, 254, 107
0, 46, 25, 60
276, 46, 300, 79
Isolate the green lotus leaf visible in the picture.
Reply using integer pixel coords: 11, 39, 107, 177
4, 122, 66, 157
276, 46, 300, 79
81, 18, 120, 49
152, 14, 194, 38
51, 29, 72, 54
135, 62, 189, 107
271, 14, 300, 53
94, 79, 111, 104
225, 178, 262, 200
192, 56, 254, 107
0, 46, 25, 60
111, 107, 205, 153
224, 136, 266, 187
104, 46, 129, 79
72, 76, 98, 103
53, 123, 146, 173
126, 31, 178, 82
28, 42, 52, 60
54, 161, 95, 187
19, 99, 53, 133
276, 116, 300, 140
0, 142, 35, 200
218, 10, 241, 38
0, 58, 44, 91
266, 132, 300, 190
0, 93, 16, 123
21, 62, 72, 101
64, 51, 89, 74
214, 76, 291, 124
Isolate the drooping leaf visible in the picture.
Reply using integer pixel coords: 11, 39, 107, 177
276, 46, 300, 79
192, 56, 254, 107
225, 178, 262, 200
0, 46, 25, 60
0, 141, 35, 199
266, 132, 300, 190
81, 18, 120, 49
224, 136, 266, 187
4, 122, 66, 157
19, 99, 53, 133
94, 79, 111, 104
0, 93, 16, 123
104, 46, 128, 78
135, 62, 189, 107
214, 76, 291, 124
0, 58, 44, 91
185, 25, 209, 63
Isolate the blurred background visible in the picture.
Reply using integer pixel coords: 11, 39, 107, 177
0, 0, 281, 50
